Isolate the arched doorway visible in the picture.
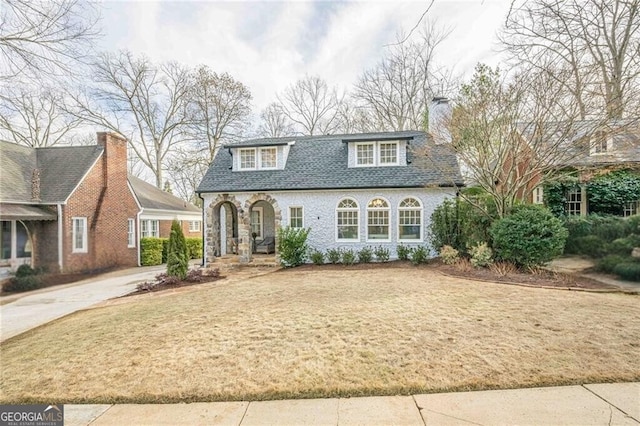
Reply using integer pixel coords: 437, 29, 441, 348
219, 201, 238, 256
206, 195, 242, 264
241, 194, 281, 262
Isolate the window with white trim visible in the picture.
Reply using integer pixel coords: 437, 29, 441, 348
533, 186, 544, 204
127, 218, 135, 248
259, 147, 277, 169
337, 198, 359, 240
379, 142, 398, 165
566, 187, 582, 216
624, 201, 640, 217
356, 143, 375, 166
141, 219, 159, 238
251, 207, 263, 238
398, 198, 422, 240
354, 141, 399, 167
289, 207, 303, 229
590, 130, 612, 155
239, 148, 256, 170
367, 198, 390, 241
188, 220, 201, 232
72, 217, 87, 253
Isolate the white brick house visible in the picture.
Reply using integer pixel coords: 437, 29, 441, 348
196, 131, 463, 265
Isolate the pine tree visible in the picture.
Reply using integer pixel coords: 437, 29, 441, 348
166, 220, 189, 279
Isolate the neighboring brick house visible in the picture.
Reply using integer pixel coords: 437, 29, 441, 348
196, 130, 463, 265
518, 120, 640, 216
0, 133, 201, 276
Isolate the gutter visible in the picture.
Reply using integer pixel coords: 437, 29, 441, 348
57, 204, 63, 272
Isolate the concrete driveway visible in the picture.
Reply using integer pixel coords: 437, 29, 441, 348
0, 265, 166, 342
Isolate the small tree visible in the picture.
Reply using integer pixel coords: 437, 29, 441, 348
166, 220, 189, 279
277, 226, 310, 268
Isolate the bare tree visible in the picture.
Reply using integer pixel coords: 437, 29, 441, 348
353, 25, 454, 132
188, 66, 252, 162
428, 64, 603, 218
257, 102, 296, 138
166, 147, 209, 205
0, 85, 83, 147
501, 0, 640, 119
278, 76, 343, 135
67, 51, 191, 188
0, 0, 100, 81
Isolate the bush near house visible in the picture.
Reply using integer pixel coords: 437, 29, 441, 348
185, 238, 203, 259
167, 220, 189, 280
277, 226, 310, 268
140, 238, 163, 266
2, 265, 44, 293
564, 214, 640, 281
490, 205, 568, 268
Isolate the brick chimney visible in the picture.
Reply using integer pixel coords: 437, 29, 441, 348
31, 168, 41, 201
97, 132, 128, 187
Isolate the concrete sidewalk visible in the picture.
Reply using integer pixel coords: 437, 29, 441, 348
65, 382, 639, 426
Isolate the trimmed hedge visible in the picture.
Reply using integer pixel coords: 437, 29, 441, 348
140, 237, 163, 266
185, 238, 203, 259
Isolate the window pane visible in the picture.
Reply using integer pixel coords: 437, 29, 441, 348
73, 218, 85, 251
128, 219, 135, 247
356, 144, 374, 165
337, 210, 358, 239
16, 222, 29, 257
379, 142, 397, 164
1, 221, 11, 260
240, 149, 256, 169
367, 210, 389, 239
260, 148, 277, 168
290, 207, 303, 228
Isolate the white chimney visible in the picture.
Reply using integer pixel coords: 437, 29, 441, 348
429, 97, 452, 144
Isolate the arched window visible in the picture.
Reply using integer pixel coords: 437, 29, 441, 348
367, 198, 390, 241
336, 198, 359, 240
398, 198, 422, 241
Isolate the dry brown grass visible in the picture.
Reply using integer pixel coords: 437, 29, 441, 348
1, 267, 639, 404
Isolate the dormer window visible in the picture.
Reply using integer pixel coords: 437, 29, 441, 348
355, 141, 399, 167
238, 147, 278, 170
590, 130, 612, 155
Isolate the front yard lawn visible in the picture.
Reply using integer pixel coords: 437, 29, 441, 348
1, 267, 638, 403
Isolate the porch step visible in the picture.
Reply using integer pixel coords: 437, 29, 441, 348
210, 255, 279, 270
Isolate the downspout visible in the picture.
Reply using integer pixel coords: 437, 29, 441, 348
136, 209, 142, 266
197, 192, 206, 268
57, 204, 63, 272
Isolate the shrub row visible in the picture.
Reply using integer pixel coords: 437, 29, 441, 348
2, 264, 45, 293
140, 237, 203, 266
309, 245, 430, 266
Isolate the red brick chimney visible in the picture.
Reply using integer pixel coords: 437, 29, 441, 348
97, 132, 128, 187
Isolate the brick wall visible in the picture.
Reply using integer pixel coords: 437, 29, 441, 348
28, 219, 58, 271
158, 219, 202, 239
62, 133, 140, 272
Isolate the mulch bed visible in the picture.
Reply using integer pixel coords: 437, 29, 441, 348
124, 270, 225, 297
291, 260, 621, 290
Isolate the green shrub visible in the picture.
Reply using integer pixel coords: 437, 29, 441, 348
571, 235, 608, 257
140, 237, 163, 266
490, 205, 568, 268
15, 264, 36, 278
326, 248, 341, 264
341, 249, 357, 265
589, 215, 629, 241
439, 245, 459, 265
277, 226, 310, 268
626, 215, 640, 233
161, 238, 169, 263
309, 249, 325, 265
612, 261, 640, 281
410, 245, 429, 265
396, 244, 411, 261
373, 246, 390, 262
357, 247, 373, 263
596, 255, 630, 274
609, 237, 636, 256
167, 220, 189, 279
587, 170, 640, 216
185, 238, 203, 259
429, 197, 495, 254
469, 242, 493, 267
3, 275, 43, 293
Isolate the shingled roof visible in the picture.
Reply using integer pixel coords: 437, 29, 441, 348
0, 141, 103, 203
128, 175, 200, 212
197, 131, 463, 193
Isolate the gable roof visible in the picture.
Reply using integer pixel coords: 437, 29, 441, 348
0, 141, 103, 203
197, 131, 463, 193
128, 175, 200, 213
518, 119, 640, 168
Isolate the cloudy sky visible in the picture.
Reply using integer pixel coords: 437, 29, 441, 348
97, 0, 514, 113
